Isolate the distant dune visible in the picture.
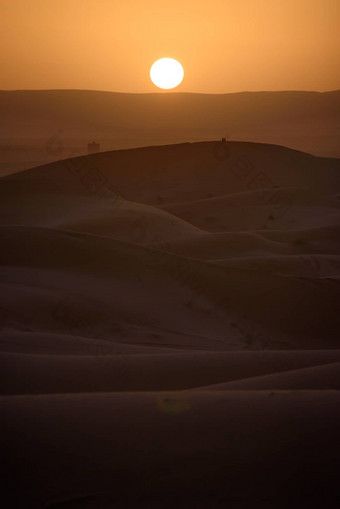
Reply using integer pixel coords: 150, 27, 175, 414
1, 89, 339, 176
1, 141, 339, 507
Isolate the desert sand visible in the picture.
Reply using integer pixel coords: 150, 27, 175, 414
1, 140, 339, 507
1, 89, 339, 176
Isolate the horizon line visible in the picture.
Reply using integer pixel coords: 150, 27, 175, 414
1, 88, 340, 95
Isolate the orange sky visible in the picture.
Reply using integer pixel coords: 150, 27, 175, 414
1, 0, 339, 93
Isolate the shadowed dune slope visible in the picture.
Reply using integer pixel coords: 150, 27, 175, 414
1, 141, 340, 507
191, 362, 340, 391
1, 225, 339, 348
1, 392, 339, 508
0, 191, 204, 244
2, 141, 339, 205
1, 350, 340, 395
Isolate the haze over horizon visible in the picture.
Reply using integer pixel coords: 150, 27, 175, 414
3, 88, 340, 94
1, 0, 339, 94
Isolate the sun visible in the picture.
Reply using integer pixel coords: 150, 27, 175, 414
150, 58, 184, 90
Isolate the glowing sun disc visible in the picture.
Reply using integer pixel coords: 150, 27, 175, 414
150, 58, 184, 90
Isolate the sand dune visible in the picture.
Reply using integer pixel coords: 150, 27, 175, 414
211, 254, 340, 277
0, 330, 190, 356
54, 199, 203, 245
3, 141, 339, 203
1, 141, 339, 507
1, 90, 339, 177
1, 350, 340, 395
1, 224, 339, 349
156, 225, 340, 259
191, 362, 340, 391
162, 187, 340, 231
0, 192, 204, 244
1, 392, 339, 508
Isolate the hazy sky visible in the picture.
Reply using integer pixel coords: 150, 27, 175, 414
1, 0, 339, 93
